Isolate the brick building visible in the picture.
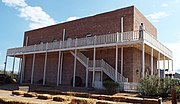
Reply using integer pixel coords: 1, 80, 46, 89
5, 6, 173, 90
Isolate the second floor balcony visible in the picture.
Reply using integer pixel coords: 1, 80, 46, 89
7, 30, 172, 59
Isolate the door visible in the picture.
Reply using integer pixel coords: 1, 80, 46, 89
94, 71, 103, 89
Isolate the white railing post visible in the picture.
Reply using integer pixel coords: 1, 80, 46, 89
43, 43, 48, 85
116, 32, 119, 43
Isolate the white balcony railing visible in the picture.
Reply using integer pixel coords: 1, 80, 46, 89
7, 31, 172, 59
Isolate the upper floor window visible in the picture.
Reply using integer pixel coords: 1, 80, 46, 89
86, 33, 92, 37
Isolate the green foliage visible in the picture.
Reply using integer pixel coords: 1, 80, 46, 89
103, 80, 119, 94
176, 86, 180, 94
138, 76, 177, 97
176, 86, 180, 99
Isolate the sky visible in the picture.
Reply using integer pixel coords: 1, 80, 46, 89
0, 0, 180, 73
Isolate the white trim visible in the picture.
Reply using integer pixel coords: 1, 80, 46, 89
144, 41, 172, 59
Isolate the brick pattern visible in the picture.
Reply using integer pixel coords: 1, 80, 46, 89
23, 6, 135, 46
134, 7, 157, 38
132, 48, 157, 82
22, 6, 158, 86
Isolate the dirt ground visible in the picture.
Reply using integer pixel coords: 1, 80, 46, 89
0, 84, 179, 104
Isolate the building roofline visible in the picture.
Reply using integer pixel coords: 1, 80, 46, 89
25, 5, 135, 33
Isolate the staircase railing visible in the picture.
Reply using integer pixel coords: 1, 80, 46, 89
76, 51, 88, 65
71, 51, 128, 82
101, 59, 128, 82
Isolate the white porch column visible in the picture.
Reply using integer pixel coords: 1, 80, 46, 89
92, 36, 96, 87
43, 43, 48, 85
31, 45, 36, 84
59, 52, 63, 84
168, 59, 170, 71
120, 16, 124, 78
20, 54, 25, 84
163, 56, 166, 78
121, 47, 123, 76
73, 49, 77, 87
73, 38, 78, 87
57, 51, 61, 86
93, 47, 96, 87
3, 55, 8, 74
151, 48, 153, 75
12, 55, 16, 74
18, 58, 22, 82
115, 45, 118, 82
59, 28, 65, 84
85, 58, 89, 88
172, 60, 174, 78
142, 42, 145, 78
31, 53, 36, 84
158, 52, 160, 78
172, 60, 174, 71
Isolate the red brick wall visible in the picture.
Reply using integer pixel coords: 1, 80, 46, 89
24, 55, 32, 83
46, 52, 59, 84
32, 53, 45, 84
23, 47, 157, 85
23, 6, 134, 46
134, 7, 157, 38
132, 48, 157, 82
